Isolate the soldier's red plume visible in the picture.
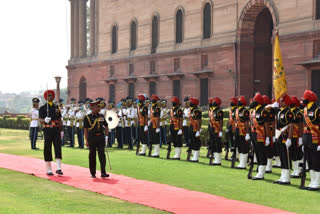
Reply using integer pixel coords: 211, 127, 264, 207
213, 97, 222, 106
291, 96, 300, 107
151, 94, 159, 101
238, 96, 247, 106
262, 95, 271, 105
171, 96, 179, 104
208, 98, 213, 104
230, 97, 237, 105
44, 90, 55, 101
303, 90, 317, 102
189, 97, 199, 106
282, 94, 292, 106
138, 95, 145, 102
254, 93, 264, 105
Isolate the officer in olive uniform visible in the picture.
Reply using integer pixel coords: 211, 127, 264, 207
209, 97, 224, 165
84, 100, 109, 178
273, 94, 294, 185
301, 90, 320, 190
188, 97, 202, 162
170, 97, 183, 160
30, 98, 40, 150
39, 90, 63, 175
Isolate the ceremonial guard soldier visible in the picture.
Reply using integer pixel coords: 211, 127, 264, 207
116, 98, 126, 148
84, 100, 109, 178
75, 100, 85, 148
160, 99, 169, 147
30, 98, 40, 150
170, 97, 183, 160
250, 93, 269, 180
124, 97, 136, 150
145, 97, 151, 146
301, 90, 320, 190
289, 96, 304, 178
137, 95, 149, 155
149, 95, 161, 157
273, 94, 294, 185
39, 90, 63, 175
183, 97, 191, 147
107, 100, 116, 147
61, 104, 69, 146
209, 97, 224, 165
189, 97, 202, 162
67, 98, 76, 147
235, 96, 250, 169
226, 97, 238, 159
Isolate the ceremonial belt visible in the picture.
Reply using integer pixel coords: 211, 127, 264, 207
235, 109, 246, 136
252, 110, 265, 143
63, 118, 68, 121
44, 120, 60, 128
303, 107, 320, 144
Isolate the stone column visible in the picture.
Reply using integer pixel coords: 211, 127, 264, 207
79, 0, 87, 58
70, 0, 74, 58
89, 0, 96, 56
74, 0, 80, 57
54, 76, 62, 103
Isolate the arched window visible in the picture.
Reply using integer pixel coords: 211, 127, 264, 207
176, 9, 183, 43
112, 25, 117, 54
151, 15, 159, 53
203, 3, 211, 39
130, 21, 137, 50
79, 77, 86, 102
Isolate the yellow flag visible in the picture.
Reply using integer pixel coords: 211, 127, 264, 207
273, 33, 287, 101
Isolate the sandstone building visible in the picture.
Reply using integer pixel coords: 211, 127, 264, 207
67, 0, 320, 106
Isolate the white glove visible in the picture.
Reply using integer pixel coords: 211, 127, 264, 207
219, 131, 223, 137
156, 128, 160, 133
302, 146, 304, 153
144, 125, 148, 132
265, 137, 270, 147
105, 136, 108, 146
245, 133, 250, 141
285, 138, 292, 148
177, 129, 182, 135
199, 128, 202, 133
225, 129, 229, 133
195, 131, 200, 137
148, 121, 151, 126
44, 117, 51, 123
298, 138, 303, 147
317, 146, 320, 151
160, 122, 163, 126
273, 136, 276, 143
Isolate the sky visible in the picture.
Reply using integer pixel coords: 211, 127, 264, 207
0, 0, 70, 94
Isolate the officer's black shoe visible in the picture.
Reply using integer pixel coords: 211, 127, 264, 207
47, 172, 54, 176
32, 147, 39, 150
91, 174, 96, 178
101, 172, 110, 178
56, 170, 63, 175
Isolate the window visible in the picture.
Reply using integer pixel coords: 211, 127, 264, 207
173, 80, 180, 100
129, 63, 134, 75
150, 61, 156, 74
200, 78, 208, 106
128, 83, 135, 98
201, 54, 208, 70
151, 15, 159, 53
109, 84, 115, 102
149, 81, 156, 96
110, 65, 115, 77
79, 77, 86, 102
174, 58, 180, 72
316, 0, 320, 19
112, 25, 117, 54
130, 21, 137, 50
176, 9, 183, 43
203, 3, 211, 39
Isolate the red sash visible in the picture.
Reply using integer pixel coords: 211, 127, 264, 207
236, 108, 246, 136
252, 110, 265, 143
304, 107, 320, 144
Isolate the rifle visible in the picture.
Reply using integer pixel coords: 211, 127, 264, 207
135, 132, 140, 155
299, 150, 307, 189
247, 140, 255, 179
224, 128, 230, 160
206, 124, 211, 158
231, 135, 237, 168
208, 128, 214, 165
148, 142, 152, 157
166, 131, 172, 159
186, 135, 192, 161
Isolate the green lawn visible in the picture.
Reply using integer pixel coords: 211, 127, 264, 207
0, 128, 319, 214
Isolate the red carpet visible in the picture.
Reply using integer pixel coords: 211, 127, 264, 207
0, 153, 293, 214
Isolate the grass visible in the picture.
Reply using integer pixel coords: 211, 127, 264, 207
0, 128, 319, 214
0, 168, 167, 214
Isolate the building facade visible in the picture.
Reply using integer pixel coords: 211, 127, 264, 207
67, 0, 320, 106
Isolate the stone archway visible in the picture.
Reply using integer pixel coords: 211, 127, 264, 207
237, 0, 279, 99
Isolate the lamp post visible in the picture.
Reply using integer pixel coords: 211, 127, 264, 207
54, 76, 62, 103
